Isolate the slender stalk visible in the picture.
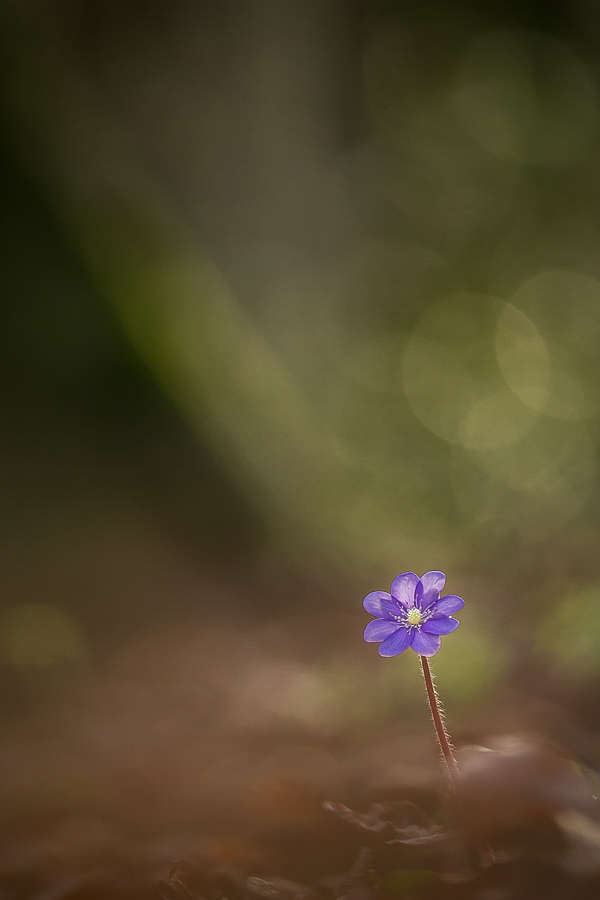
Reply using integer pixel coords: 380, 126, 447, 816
420, 655, 460, 790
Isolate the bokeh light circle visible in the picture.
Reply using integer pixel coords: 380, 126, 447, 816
402, 293, 538, 448
454, 29, 596, 166
451, 419, 596, 543
510, 270, 600, 419
495, 303, 550, 411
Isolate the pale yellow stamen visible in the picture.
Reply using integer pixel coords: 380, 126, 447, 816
407, 607, 422, 626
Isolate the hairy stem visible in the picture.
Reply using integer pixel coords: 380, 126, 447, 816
420, 655, 460, 789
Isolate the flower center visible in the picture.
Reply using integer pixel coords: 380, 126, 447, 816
407, 607, 422, 626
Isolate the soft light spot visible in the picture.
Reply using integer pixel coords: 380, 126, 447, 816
495, 303, 550, 410
432, 611, 507, 701
402, 294, 487, 445
539, 585, 600, 676
454, 29, 596, 166
0, 603, 87, 667
402, 293, 537, 449
451, 419, 596, 543
511, 270, 600, 420
461, 391, 537, 450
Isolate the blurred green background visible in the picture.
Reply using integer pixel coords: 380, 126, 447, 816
1, 0, 600, 861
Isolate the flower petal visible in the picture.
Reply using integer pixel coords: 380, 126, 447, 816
378, 626, 412, 656
422, 616, 459, 635
410, 630, 442, 656
364, 618, 400, 643
419, 571, 446, 608
431, 594, 464, 616
363, 591, 397, 617
390, 572, 419, 607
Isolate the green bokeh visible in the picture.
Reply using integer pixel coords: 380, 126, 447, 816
539, 585, 600, 677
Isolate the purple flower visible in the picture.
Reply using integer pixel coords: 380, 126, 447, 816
363, 571, 463, 657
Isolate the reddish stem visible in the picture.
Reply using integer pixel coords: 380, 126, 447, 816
420, 655, 460, 789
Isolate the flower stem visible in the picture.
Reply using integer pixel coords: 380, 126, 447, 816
420, 655, 460, 790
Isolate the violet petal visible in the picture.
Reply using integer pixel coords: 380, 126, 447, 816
411, 630, 442, 656
390, 572, 419, 607
364, 618, 400, 642
431, 594, 464, 616
419, 571, 446, 608
422, 616, 459, 635
363, 591, 397, 617
378, 626, 412, 656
